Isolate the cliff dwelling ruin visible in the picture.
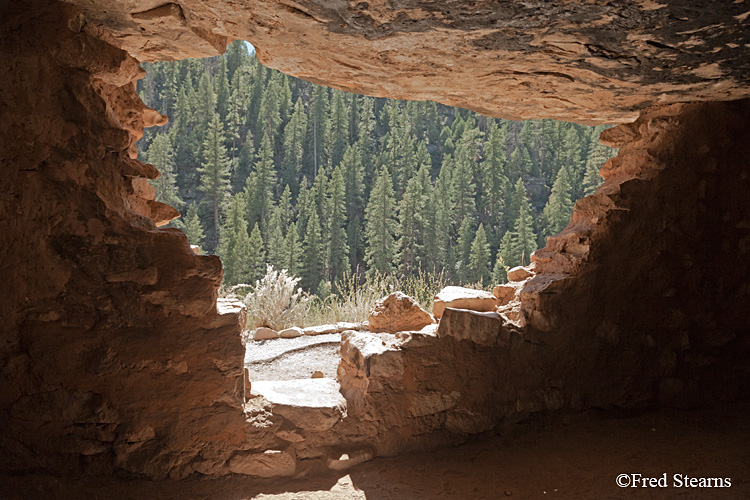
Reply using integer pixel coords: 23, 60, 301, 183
1, 0, 749, 498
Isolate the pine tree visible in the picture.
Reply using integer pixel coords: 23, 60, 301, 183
195, 71, 215, 140
397, 165, 427, 276
247, 223, 267, 283
146, 133, 183, 209
340, 145, 364, 271
364, 166, 398, 275
265, 205, 286, 270
281, 99, 308, 191
302, 210, 325, 290
225, 39, 248, 82
258, 72, 281, 143
582, 130, 612, 196
198, 114, 232, 251
326, 165, 349, 281
179, 204, 204, 248
428, 165, 454, 273
451, 127, 479, 224
247, 133, 277, 232
498, 230, 516, 273
283, 221, 303, 276
541, 166, 574, 237
326, 90, 349, 168
480, 121, 508, 242
219, 194, 253, 286
512, 180, 538, 267
308, 85, 329, 177
216, 56, 230, 120
456, 217, 474, 282
469, 223, 491, 283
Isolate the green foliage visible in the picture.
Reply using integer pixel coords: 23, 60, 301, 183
469, 223, 491, 284
365, 166, 398, 275
146, 133, 183, 209
198, 114, 232, 251
219, 194, 253, 286
177, 203, 204, 247
137, 50, 616, 293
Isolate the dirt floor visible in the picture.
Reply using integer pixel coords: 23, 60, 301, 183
244, 334, 342, 381
3, 404, 748, 500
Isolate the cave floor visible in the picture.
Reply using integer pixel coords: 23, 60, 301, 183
3, 404, 748, 500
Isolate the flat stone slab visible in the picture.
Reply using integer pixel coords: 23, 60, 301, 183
250, 378, 347, 431
433, 286, 498, 319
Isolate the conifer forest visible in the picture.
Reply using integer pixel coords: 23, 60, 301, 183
137, 41, 615, 293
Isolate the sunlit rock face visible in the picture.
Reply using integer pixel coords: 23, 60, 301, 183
65, 0, 750, 123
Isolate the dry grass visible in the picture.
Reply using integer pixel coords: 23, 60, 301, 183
223, 265, 492, 332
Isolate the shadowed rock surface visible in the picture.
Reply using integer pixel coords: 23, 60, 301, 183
63, 0, 750, 123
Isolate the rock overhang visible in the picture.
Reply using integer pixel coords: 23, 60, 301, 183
63, 0, 750, 124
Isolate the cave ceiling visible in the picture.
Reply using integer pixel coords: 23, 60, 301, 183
65, 0, 750, 123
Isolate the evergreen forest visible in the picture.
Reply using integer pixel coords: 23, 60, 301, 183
137, 41, 615, 293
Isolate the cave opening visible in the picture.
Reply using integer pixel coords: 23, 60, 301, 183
2, 0, 750, 496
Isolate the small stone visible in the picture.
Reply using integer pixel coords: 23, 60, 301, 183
311, 370, 324, 378
254, 327, 278, 340
278, 326, 303, 338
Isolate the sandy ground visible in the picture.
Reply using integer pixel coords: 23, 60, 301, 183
3, 404, 748, 500
245, 334, 341, 381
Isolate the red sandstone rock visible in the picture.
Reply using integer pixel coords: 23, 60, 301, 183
433, 286, 499, 319
254, 327, 279, 340
368, 292, 434, 333
437, 308, 511, 347
65, 0, 750, 124
507, 266, 533, 282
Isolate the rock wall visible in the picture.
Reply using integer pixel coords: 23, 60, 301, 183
62, 0, 750, 124
0, 1, 247, 479
335, 101, 750, 456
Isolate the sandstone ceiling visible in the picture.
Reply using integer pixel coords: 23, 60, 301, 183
64, 0, 750, 124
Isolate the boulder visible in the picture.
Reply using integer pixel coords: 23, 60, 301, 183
278, 326, 303, 338
437, 308, 511, 347
368, 292, 434, 333
507, 266, 532, 282
432, 286, 498, 319
254, 327, 278, 340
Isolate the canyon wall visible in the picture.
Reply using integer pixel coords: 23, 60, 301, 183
1, 0, 748, 480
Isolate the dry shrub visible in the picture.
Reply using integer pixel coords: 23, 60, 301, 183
240, 265, 310, 331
